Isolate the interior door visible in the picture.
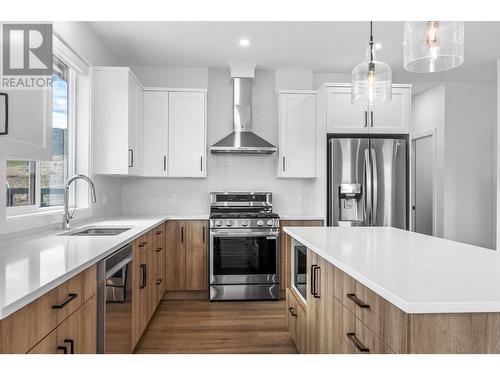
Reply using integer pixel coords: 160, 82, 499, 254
412, 136, 434, 235
369, 138, 407, 229
168, 91, 206, 177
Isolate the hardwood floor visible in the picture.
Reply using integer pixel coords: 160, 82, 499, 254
134, 299, 298, 354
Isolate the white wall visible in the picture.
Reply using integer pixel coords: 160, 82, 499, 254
130, 66, 208, 88
443, 81, 496, 249
121, 68, 324, 217
412, 81, 497, 249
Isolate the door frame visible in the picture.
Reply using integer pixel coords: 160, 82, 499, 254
410, 129, 437, 236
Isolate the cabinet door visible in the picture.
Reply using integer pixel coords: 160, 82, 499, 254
185, 220, 208, 291
165, 220, 186, 291
368, 87, 410, 134
168, 91, 206, 177
278, 93, 316, 178
144, 232, 156, 322
0, 88, 52, 160
326, 87, 368, 133
306, 252, 335, 353
143, 91, 168, 177
128, 75, 140, 175
132, 235, 148, 346
153, 239, 167, 305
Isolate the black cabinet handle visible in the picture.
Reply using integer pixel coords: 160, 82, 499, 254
364, 111, 368, 127
128, 149, 134, 168
52, 293, 78, 309
313, 266, 321, 298
370, 111, 374, 127
64, 339, 74, 354
57, 345, 68, 354
140, 264, 147, 288
347, 293, 370, 308
155, 279, 162, 286
202, 226, 205, 243
346, 333, 370, 353
288, 307, 297, 317
181, 226, 184, 243
163, 155, 167, 172
282, 156, 286, 171
156, 230, 162, 235
200, 155, 203, 171
0, 93, 8, 135
155, 247, 162, 253
310, 264, 317, 296
138, 241, 147, 248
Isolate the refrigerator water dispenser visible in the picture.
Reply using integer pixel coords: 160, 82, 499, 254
338, 183, 362, 222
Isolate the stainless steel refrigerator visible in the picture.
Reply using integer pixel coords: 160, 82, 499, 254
327, 137, 407, 229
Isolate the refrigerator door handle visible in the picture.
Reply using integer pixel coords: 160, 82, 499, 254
364, 148, 372, 225
370, 148, 378, 226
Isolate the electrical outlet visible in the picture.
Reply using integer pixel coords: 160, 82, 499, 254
297, 194, 304, 204
170, 193, 177, 204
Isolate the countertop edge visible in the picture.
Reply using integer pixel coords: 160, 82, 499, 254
283, 227, 500, 314
0, 216, 168, 320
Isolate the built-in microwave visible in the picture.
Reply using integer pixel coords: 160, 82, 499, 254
291, 239, 307, 301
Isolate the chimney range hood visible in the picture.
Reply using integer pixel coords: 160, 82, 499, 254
210, 77, 277, 154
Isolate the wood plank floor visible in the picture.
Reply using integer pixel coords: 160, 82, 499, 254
134, 299, 298, 354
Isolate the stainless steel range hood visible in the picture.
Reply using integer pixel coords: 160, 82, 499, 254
211, 77, 277, 154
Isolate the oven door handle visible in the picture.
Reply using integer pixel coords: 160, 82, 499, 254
210, 231, 278, 238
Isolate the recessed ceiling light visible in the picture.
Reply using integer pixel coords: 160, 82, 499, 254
239, 39, 250, 47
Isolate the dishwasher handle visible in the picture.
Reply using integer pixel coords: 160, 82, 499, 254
105, 255, 133, 279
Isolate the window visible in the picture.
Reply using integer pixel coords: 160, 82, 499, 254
5, 57, 74, 215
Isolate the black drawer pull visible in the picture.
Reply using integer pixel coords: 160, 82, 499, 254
310, 264, 317, 296
155, 247, 162, 253
156, 231, 162, 235
313, 265, 321, 298
347, 293, 370, 308
140, 264, 147, 288
346, 333, 370, 352
52, 293, 78, 309
288, 307, 297, 317
64, 339, 74, 354
57, 345, 67, 354
155, 279, 162, 286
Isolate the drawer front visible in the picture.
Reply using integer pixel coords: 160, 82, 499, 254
153, 223, 166, 244
333, 266, 407, 353
338, 299, 393, 354
28, 272, 84, 347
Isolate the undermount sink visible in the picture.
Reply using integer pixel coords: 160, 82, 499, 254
60, 227, 133, 236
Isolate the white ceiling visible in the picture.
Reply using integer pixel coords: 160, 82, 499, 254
87, 21, 500, 88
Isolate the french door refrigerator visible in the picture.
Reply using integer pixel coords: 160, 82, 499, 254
327, 137, 407, 229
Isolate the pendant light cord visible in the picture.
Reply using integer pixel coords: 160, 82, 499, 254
369, 21, 374, 62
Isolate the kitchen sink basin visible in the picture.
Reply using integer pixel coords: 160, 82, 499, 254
60, 227, 133, 236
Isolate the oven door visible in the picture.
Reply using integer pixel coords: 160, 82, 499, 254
210, 229, 279, 284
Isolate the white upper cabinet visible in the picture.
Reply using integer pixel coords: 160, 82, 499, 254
92, 67, 143, 175
142, 90, 207, 178
143, 92, 168, 177
168, 91, 206, 178
325, 84, 411, 134
0, 88, 52, 160
278, 91, 316, 178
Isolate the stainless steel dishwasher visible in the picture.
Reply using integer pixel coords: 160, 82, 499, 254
97, 244, 133, 354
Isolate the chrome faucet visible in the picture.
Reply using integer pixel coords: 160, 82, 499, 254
63, 174, 97, 230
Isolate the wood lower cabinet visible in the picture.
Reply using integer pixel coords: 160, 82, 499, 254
279, 220, 322, 295
0, 265, 97, 354
286, 288, 307, 353
165, 220, 208, 293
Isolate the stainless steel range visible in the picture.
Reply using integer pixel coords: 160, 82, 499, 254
209, 192, 280, 301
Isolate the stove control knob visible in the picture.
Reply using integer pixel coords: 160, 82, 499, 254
266, 219, 274, 226
241, 221, 249, 227
225, 220, 233, 227
215, 220, 222, 227
257, 220, 264, 227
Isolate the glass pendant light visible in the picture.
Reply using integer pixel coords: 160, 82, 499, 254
403, 21, 464, 73
352, 21, 392, 107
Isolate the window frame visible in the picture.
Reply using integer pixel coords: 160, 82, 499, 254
5, 56, 77, 218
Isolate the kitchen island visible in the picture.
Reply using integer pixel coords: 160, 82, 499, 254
283, 226, 500, 354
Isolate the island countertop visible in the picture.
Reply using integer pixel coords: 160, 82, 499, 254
283, 226, 500, 314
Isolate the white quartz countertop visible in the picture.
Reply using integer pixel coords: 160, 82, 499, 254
284, 226, 500, 314
0, 215, 168, 319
